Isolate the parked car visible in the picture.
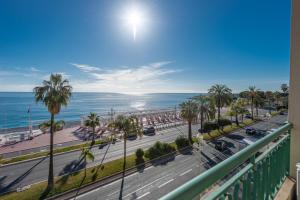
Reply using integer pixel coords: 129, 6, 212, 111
245, 113, 252, 119
246, 128, 256, 135
215, 140, 227, 151
279, 111, 286, 115
143, 126, 155, 135
98, 142, 108, 149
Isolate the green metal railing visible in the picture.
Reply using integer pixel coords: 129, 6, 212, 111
160, 122, 292, 200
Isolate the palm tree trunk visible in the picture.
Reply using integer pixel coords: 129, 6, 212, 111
235, 114, 239, 126
251, 97, 254, 120
256, 105, 258, 117
47, 113, 54, 190
188, 121, 192, 144
200, 110, 204, 132
92, 126, 95, 146
123, 133, 127, 171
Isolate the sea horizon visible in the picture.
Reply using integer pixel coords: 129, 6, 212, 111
0, 92, 203, 131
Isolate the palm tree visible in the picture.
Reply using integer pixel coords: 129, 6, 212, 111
193, 95, 210, 132
274, 91, 282, 106
208, 97, 216, 120
109, 115, 142, 170
180, 100, 198, 143
34, 74, 72, 191
226, 110, 235, 125
81, 147, 95, 176
85, 112, 100, 146
281, 83, 289, 95
208, 84, 232, 124
229, 100, 240, 126
247, 86, 260, 120
108, 115, 142, 199
39, 120, 65, 133
265, 91, 274, 114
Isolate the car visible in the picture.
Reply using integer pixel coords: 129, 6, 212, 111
246, 128, 256, 135
98, 142, 108, 149
245, 113, 252, 119
215, 140, 228, 151
279, 111, 285, 115
143, 126, 155, 135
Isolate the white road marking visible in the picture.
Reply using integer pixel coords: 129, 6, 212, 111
137, 191, 150, 199
179, 168, 193, 176
122, 176, 167, 198
158, 178, 174, 188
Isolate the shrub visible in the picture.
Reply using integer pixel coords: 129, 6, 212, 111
203, 121, 219, 132
175, 136, 190, 149
135, 148, 144, 159
218, 118, 232, 129
146, 141, 176, 160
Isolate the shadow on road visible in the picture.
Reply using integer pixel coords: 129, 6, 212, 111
0, 156, 47, 194
225, 134, 245, 140
201, 151, 217, 169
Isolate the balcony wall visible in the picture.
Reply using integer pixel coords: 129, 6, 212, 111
289, 0, 300, 179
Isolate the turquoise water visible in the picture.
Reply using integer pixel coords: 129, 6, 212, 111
0, 92, 197, 129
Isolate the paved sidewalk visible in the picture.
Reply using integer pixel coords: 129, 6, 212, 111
0, 127, 81, 156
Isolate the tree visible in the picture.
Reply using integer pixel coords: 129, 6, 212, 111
265, 91, 274, 114
208, 84, 232, 124
229, 100, 240, 126
180, 100, 198, 143
274, 91, 282, 106
109, 115, 142, 171
226, 110, 235, 123
247, 86, 261, 120
193, 95, 210, 132
281, 84, 289, 95
85, 112, 100, 146
208, 97, 216, 120
81, 148, 94, 176
39, 120, 65, 133
34, 74, 72, 191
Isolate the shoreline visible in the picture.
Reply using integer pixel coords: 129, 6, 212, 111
0, 107, 179, 135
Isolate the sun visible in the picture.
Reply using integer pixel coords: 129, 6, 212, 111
124, 6, 145, 41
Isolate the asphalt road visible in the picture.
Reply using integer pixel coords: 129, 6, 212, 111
74, 114, 287, 200
0, 123, 201, 193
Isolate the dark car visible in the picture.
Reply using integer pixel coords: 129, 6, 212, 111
143, 126, 155, 135
279, 111, 285, 115
246, 128, 256, 135
215, 140, 228, 151
245, 113, 252, 119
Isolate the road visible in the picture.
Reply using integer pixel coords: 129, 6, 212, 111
74, 114, 287, 200
0, 123, 201, 193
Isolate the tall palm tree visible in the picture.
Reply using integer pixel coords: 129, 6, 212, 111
34, 74, 72, 191
39, 120, 65, 133
208, 97, 216, 120
108, 115, 142, 199
193, 95, 210, 132
265, 91, 274, 114
247, 86, 260, 120
208, 84, 232, 124
180, 100, 198, 143
274, 91, 282, 106
229, 100, 240, 126
85, 112, 100, 146
109, 115, 142, 170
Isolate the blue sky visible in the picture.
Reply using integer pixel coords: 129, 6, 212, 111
0, 0, 291, 93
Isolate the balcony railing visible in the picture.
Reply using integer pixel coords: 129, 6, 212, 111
160, 122, 293, 200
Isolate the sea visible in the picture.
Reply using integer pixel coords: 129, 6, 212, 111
0, 92, 198, 131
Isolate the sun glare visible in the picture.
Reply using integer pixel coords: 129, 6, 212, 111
124, 6, 145, 41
